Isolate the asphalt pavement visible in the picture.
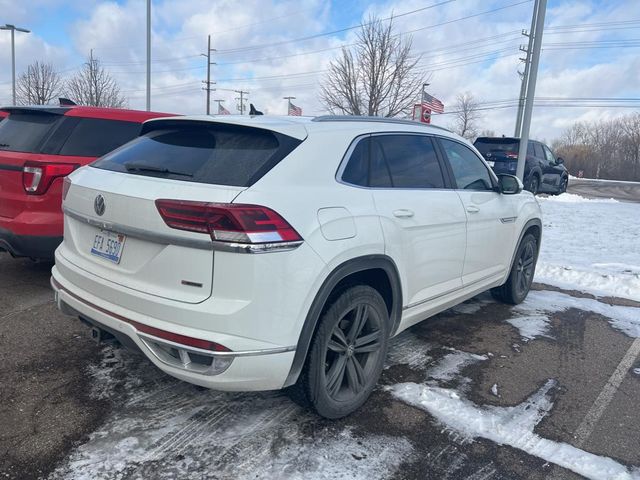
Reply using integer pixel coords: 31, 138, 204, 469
1, 178, 639, 479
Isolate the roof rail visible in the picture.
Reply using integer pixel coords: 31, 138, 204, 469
311, 115, 452, 132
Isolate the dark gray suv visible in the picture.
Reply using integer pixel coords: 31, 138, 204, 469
474, 137, 568, 194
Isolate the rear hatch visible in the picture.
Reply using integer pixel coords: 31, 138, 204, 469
0, 109, 65, 219
473, 137, 520, 174
59, 118, 306, 304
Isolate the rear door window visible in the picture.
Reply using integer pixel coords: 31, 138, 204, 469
59, 118, 141, 157
0, 112, 61, 153
92, 123, 302, 187
341, 134, 445, 189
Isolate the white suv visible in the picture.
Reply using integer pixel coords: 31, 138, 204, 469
51, 115, 542, 418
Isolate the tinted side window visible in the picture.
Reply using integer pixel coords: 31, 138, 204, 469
371, 135, 445, 188
527, 141, 535, 156
543, 145, 556, 163
440, 138, 493, 191
0, 112, 61, 153
533, 142, 544, 159
92, 123, 301, 187
341, 138, 369, 186
59, 118, 141, 157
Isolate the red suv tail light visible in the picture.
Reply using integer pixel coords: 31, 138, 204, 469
155, 199, 302, 245
23, 162, 78, 195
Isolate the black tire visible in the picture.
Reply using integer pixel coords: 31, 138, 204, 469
288, 285, 390, 419
526, 174, 540, 195
491, 233, 538, 305
558, 176, 568, 194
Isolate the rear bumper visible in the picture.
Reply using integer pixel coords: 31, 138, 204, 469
51, 267, 297, 391
0, 227, 61, 259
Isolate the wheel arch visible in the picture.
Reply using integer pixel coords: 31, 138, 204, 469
507, 218, 542, 274
283, 254, 403, 387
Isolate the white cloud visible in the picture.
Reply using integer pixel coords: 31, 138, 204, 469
1, 0, 638, 140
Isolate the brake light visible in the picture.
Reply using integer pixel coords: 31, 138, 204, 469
155, 199, 302, 244
23, 162, 78, 195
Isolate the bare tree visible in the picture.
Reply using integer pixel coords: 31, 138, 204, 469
65, 52, 127, 108
320, 15, 425, 117
554, 112, 640, 181
450, 92, 482, 140
16, 61, 63, 105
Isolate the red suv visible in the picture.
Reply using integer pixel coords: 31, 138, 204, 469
0, 104, 175, 260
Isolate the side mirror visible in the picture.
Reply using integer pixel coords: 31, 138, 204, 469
498, 174, 523, 195
556, 157, 564, 165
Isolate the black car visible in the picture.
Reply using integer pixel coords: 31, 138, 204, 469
473, 137, 568, 194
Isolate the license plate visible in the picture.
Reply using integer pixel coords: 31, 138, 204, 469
486, 160, 495, 167
90, 230, 126, 264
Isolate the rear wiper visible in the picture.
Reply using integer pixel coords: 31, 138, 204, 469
0, 143, 9, 148
124, 163, 192, 178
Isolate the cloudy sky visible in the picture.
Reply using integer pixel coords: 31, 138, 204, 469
0, 0, 638, 140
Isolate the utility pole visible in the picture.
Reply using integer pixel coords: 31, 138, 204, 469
283, 96, 295, 115
145, 0, 151, 110
1, 24, 31, 105
213, 99, 225, 114
201, 35, 216, 115
514, 0, 538, 137
516, 0, 547, 181
235, 90, 248, 115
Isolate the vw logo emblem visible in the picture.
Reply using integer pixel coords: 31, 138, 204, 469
94, 195, 106, 216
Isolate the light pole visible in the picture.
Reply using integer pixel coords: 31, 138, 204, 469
1, 24, 31, 105
146, 0, 151, 111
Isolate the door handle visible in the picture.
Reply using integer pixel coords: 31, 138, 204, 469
393, 209, 414, 218
466, 205, 480, 213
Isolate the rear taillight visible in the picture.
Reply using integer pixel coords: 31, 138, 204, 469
505, 152, 518, 159
155, 199, 302, 245
23, 162, 78, 195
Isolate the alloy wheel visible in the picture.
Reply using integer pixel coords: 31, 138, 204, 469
515, 241, 535, 297
324, 303, 383, 401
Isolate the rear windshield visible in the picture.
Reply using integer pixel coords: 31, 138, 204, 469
0, 112, 60, 153
91, 123, 302, 187
474, 138, 519, 155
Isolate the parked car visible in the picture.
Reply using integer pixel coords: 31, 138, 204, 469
473, 136, 568, 195
0, 110, 7, 120
51, 115, 542, 418
0, 104, 175, 260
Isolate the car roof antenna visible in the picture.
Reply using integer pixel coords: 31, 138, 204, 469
59, 98, 77, 106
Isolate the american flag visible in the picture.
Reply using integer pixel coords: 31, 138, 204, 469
218, 104, 231, 115
288, 102, 302, 116
422, 91, 444, 114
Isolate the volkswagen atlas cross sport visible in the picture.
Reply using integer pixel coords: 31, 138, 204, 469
51, 115, 542, 418
0, 103, 175, 260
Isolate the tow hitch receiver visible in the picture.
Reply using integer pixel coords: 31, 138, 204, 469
90, 326, 116, 345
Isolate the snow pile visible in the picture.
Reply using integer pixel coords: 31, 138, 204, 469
391, 380, 640, 480
535, 193, 640, 301
539, 192, 619, 203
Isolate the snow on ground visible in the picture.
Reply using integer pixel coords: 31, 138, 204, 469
51, 346, 412, 480
426, 350, 487, 382
390, 379, 640, 480
515, 290, 640, 338
506, 315, 553, 341
536, 193, 640, 301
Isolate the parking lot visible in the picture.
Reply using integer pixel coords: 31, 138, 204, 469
2, 225, 640, 479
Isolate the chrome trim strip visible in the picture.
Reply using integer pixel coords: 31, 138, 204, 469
63, 206, 302, 253
500, 216, 517, 224
138, 333, 296, 358
403, 272, 502, 310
